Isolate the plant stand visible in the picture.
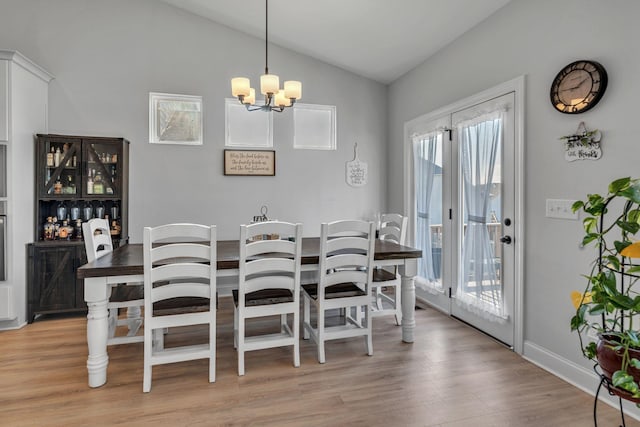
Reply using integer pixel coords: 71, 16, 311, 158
594, 364, 627, 427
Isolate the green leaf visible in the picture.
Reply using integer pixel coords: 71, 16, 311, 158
629, 209, 640, 224
582, 233, 599, 246
627, 266, 640, 274
585, 341, 597, 359
615, 240, 632, 253
617, 220, 640, 234
605, 255, 621, 271
587, 304, 605, 316
583, 217, 598, 234
610, 177, 631, 194
630, 358, 640, 369
613, 370, 640, 395
572, 200, 584, 213
620, 180, 640, 204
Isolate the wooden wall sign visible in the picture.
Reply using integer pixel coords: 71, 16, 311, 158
224, 149, 275, 176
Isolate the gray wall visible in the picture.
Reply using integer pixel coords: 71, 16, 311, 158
388, 0, 640, 401
0, 0, 386, 242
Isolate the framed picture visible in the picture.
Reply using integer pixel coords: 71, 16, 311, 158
224, 149, 275, 176
293, 103, 336, 150
225, 98, 273, 147
149, 92, 203, 145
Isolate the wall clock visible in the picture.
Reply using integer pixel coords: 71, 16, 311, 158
550, 60, 608, 114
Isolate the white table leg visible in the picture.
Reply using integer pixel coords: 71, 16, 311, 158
84, 276, 110, 388
399, 259, 418, 343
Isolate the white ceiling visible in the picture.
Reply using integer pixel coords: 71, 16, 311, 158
160, 0, 512, 84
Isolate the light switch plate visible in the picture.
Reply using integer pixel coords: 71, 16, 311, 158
546, 199, 579, 220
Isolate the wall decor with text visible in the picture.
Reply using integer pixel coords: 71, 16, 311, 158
224, 149, 275, 176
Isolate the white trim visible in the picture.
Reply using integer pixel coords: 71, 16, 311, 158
523, 340, 640, 421
403, 75, 525, 354
0, 50, 53, 83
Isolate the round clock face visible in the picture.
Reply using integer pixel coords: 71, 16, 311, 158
550, 60, 608, 114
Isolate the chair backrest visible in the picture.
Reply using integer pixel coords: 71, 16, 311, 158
143, 223, 216, 308
318, 220, 376, 294
379, 213, 407, 245
238, 221, 302, 304
83, 218, 113, 263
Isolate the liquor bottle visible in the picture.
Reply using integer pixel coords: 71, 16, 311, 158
87, 173, 94, 194
53, 180, 62, 194
74, 219, 83, 240
59, 220, 69, 240
110, 220, 121, 237
93, 171, 104, 194
43, 217, 54, 240
46, 147, 54, 167
54, 147, 61, 167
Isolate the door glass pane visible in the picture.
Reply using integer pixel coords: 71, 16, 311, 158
457, 112, 505, 320
413, 132, 444, 291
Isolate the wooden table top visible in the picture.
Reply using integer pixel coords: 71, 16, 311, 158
77, 237, 422, 279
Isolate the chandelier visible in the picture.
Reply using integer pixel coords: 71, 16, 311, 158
230, 0, 302, 112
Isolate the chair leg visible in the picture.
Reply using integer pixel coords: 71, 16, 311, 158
238, 317, 245, 376
152, 329, 164, 352
365, 305, 373, 356
376, 287, 384, 311
233, 306, 238, 349
126, 305, 143, 337
303, 296, 310, 340
108, 308, 117, 339
317, 307, 326, 364
394, 285, 402, 326
293, 309, 300, 368
209, 314, 216, 383
143, 326, 152, 393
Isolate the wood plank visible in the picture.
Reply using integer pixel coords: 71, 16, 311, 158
0, 298, 635, 426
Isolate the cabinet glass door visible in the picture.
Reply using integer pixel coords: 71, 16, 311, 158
41, 138, 82, 197
82, 140, 122, 197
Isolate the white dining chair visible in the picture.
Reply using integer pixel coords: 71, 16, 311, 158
83, 218, 144, 345
233, 221, 302, 376
142, 223, 216, 392
302, 220, 375, 363
371, 213, 407, 325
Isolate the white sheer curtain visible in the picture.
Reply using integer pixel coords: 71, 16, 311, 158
413, 132, 440, 292
455, 110, 507, 322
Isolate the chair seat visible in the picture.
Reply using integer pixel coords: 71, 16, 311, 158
232, 288, 294, 307
372, 268, 397, 282
110, 283, 144, 302
154, 297, 211, 313
302, 282, 367, 300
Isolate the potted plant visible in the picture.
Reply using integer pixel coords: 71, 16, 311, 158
571, 177, 640, 403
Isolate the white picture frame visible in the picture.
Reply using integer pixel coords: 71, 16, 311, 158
149, 92, 203, 145
225, 98, 273, 147
293, 103, 336, 150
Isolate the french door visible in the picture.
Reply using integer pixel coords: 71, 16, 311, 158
406, 85, 520, 348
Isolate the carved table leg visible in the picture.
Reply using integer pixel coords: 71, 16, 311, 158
399, 258, 418, 343
84, 277, 109, 388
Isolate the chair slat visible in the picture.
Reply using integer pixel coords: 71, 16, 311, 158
244, 258, 295, 276
245, 239, 296, 257
151, 243, 211, 263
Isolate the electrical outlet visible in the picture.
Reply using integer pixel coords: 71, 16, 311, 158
546, 199, 579, 220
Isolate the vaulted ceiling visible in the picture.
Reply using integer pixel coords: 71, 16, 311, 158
160, 0, 512, 84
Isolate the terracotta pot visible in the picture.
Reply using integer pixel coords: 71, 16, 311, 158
597, 333, 640, 403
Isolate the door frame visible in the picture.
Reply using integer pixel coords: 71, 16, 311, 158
403, 76, 525, 354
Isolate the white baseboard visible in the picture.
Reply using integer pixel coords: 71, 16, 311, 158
523, 340, 640, 421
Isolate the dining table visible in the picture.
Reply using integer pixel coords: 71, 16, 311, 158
77, 237, 421, 388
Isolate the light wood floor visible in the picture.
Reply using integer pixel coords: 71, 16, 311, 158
1, 297, 636, 427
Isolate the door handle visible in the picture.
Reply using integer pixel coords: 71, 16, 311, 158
500, 235, 512, 245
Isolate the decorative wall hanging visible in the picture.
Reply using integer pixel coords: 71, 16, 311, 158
224, 149, 275, 176
149, 92, 202, 145
559, 121, 602, 162
345, 143, 367, 187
